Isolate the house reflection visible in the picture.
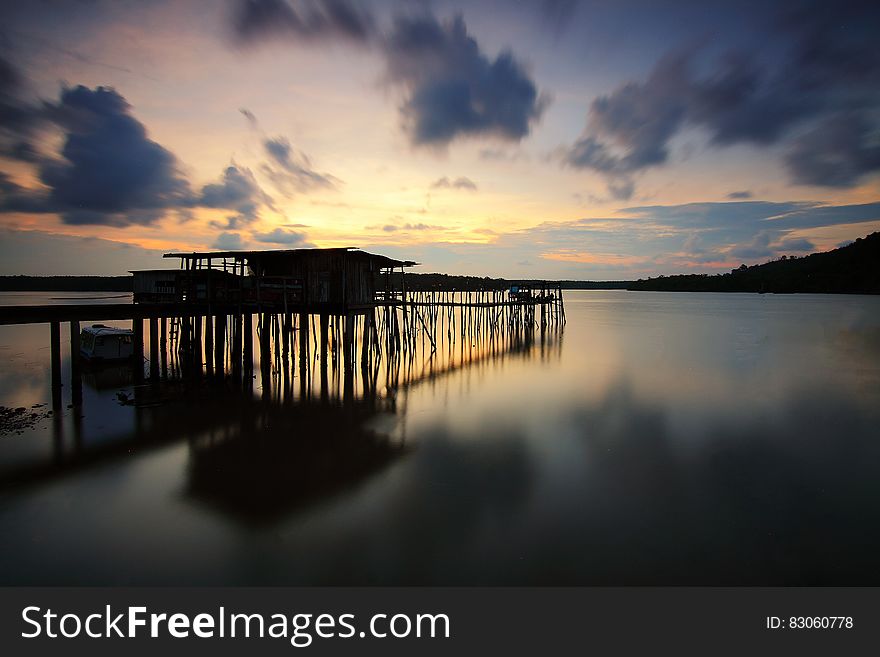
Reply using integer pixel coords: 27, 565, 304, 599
0, 317, 562, 531
184, 395, 407, 528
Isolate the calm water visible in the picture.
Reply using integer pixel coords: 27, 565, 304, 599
1, 290, 879, 585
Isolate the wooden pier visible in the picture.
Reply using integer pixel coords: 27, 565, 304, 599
0, 247, 565, 410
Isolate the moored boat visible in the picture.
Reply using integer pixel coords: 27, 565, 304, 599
80, 324, 135, 362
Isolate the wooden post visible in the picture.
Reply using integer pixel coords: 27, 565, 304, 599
343, 313, 355, 372
192, 314, 202, 369
215, 313, 226, 374
320, 314, 329, 365
259, 312, 271, 400
243, 313, 253, 372
204, 314, 214, 376
50, 321, 62, 409
260, 312, 271, 372
298, 312, 309, 365
361, 311, 372, 366
149, 317, 159, 381
232, 312, 242, 378
69, 320, 82, 407
132, 318, 144, 382
160, 317, 167, 377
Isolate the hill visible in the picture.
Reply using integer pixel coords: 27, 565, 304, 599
627, 232, 880, 294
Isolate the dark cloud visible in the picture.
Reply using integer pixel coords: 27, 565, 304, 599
561, 52, 692, 199
261, 136, 338, 194
231, 0, 375, 45
727, 190, 753, 199
200, 164, 273, 229
384, 14, 547, 147
0, 83, 195, 226
430, 176, 477, 191
785, 112, 880, 188
563, 4, 880, 195
252, 227, 313, 246
0, 55, 46, 162
0, 61, 277, 228
36, 85, 193, 226
239, 107, 258, 127
229, 6, 546, 148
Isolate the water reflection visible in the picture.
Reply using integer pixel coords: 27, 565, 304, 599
185, 397, 407, 528
1, 291, 879, 585
0, 302, 562, 536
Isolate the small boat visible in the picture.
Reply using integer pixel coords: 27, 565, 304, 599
80, 324, 135, 362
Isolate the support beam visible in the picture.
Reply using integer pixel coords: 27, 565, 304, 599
70, 320, 82, 407
204, 314, 214, 376
243, 313, 253, 372
50, 321, 62, 409
149, 317, 159, 381
215, 313, 226, 375
132, 318, 144, 382
160, 317, 167, 377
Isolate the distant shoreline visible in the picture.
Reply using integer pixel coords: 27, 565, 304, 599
2, 231, 877, 295
0, 276, 132, 292
0, 274, 631, 293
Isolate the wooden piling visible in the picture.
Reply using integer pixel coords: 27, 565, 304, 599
215, 313, 226, 374
204, 314, 214, 376
243, 313, 253, 372
132, 318, 144, 382
68, 320, 82, 407
149, 316, 159, 381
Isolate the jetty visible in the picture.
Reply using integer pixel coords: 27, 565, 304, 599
0, 247, 565, 409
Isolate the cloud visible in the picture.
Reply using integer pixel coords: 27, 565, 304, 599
231, 0, 375, 45
727, 190, 753, 199
252, 227, 313, 246
562, 6, 880, 195
212, 232, 247, 250
0, 55, 43, 162
239, 107, 258, 128
430, 176, 477, 191
479, 147, 527, 162
384, 14, 547, 147
261, 136, 338, 194
562, 51, 691, 197
0, 73, 276, 229
381, 222, 440, 232
785, 113, 880, 188
229, 6, 547, 149
199, 164, 274, 229
1, 85, 194, 226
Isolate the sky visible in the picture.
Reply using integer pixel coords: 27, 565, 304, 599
0, 0, 878, 278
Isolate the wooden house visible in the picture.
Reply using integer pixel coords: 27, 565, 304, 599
159, 247, 417, 314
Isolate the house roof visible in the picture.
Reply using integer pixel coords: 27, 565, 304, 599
162, 247, 417, 268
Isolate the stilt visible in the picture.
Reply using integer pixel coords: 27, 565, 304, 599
132, 318, 144, 382
160, 317, 167, 378
149, 316, 159, 381
215, 314, 226, 375
70, 320, 82, 406
243, 313, 253, 372
204, 314, 214, 376
50, 321, 62, 409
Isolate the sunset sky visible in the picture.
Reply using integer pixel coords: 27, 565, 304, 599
1, 0, 878, 278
